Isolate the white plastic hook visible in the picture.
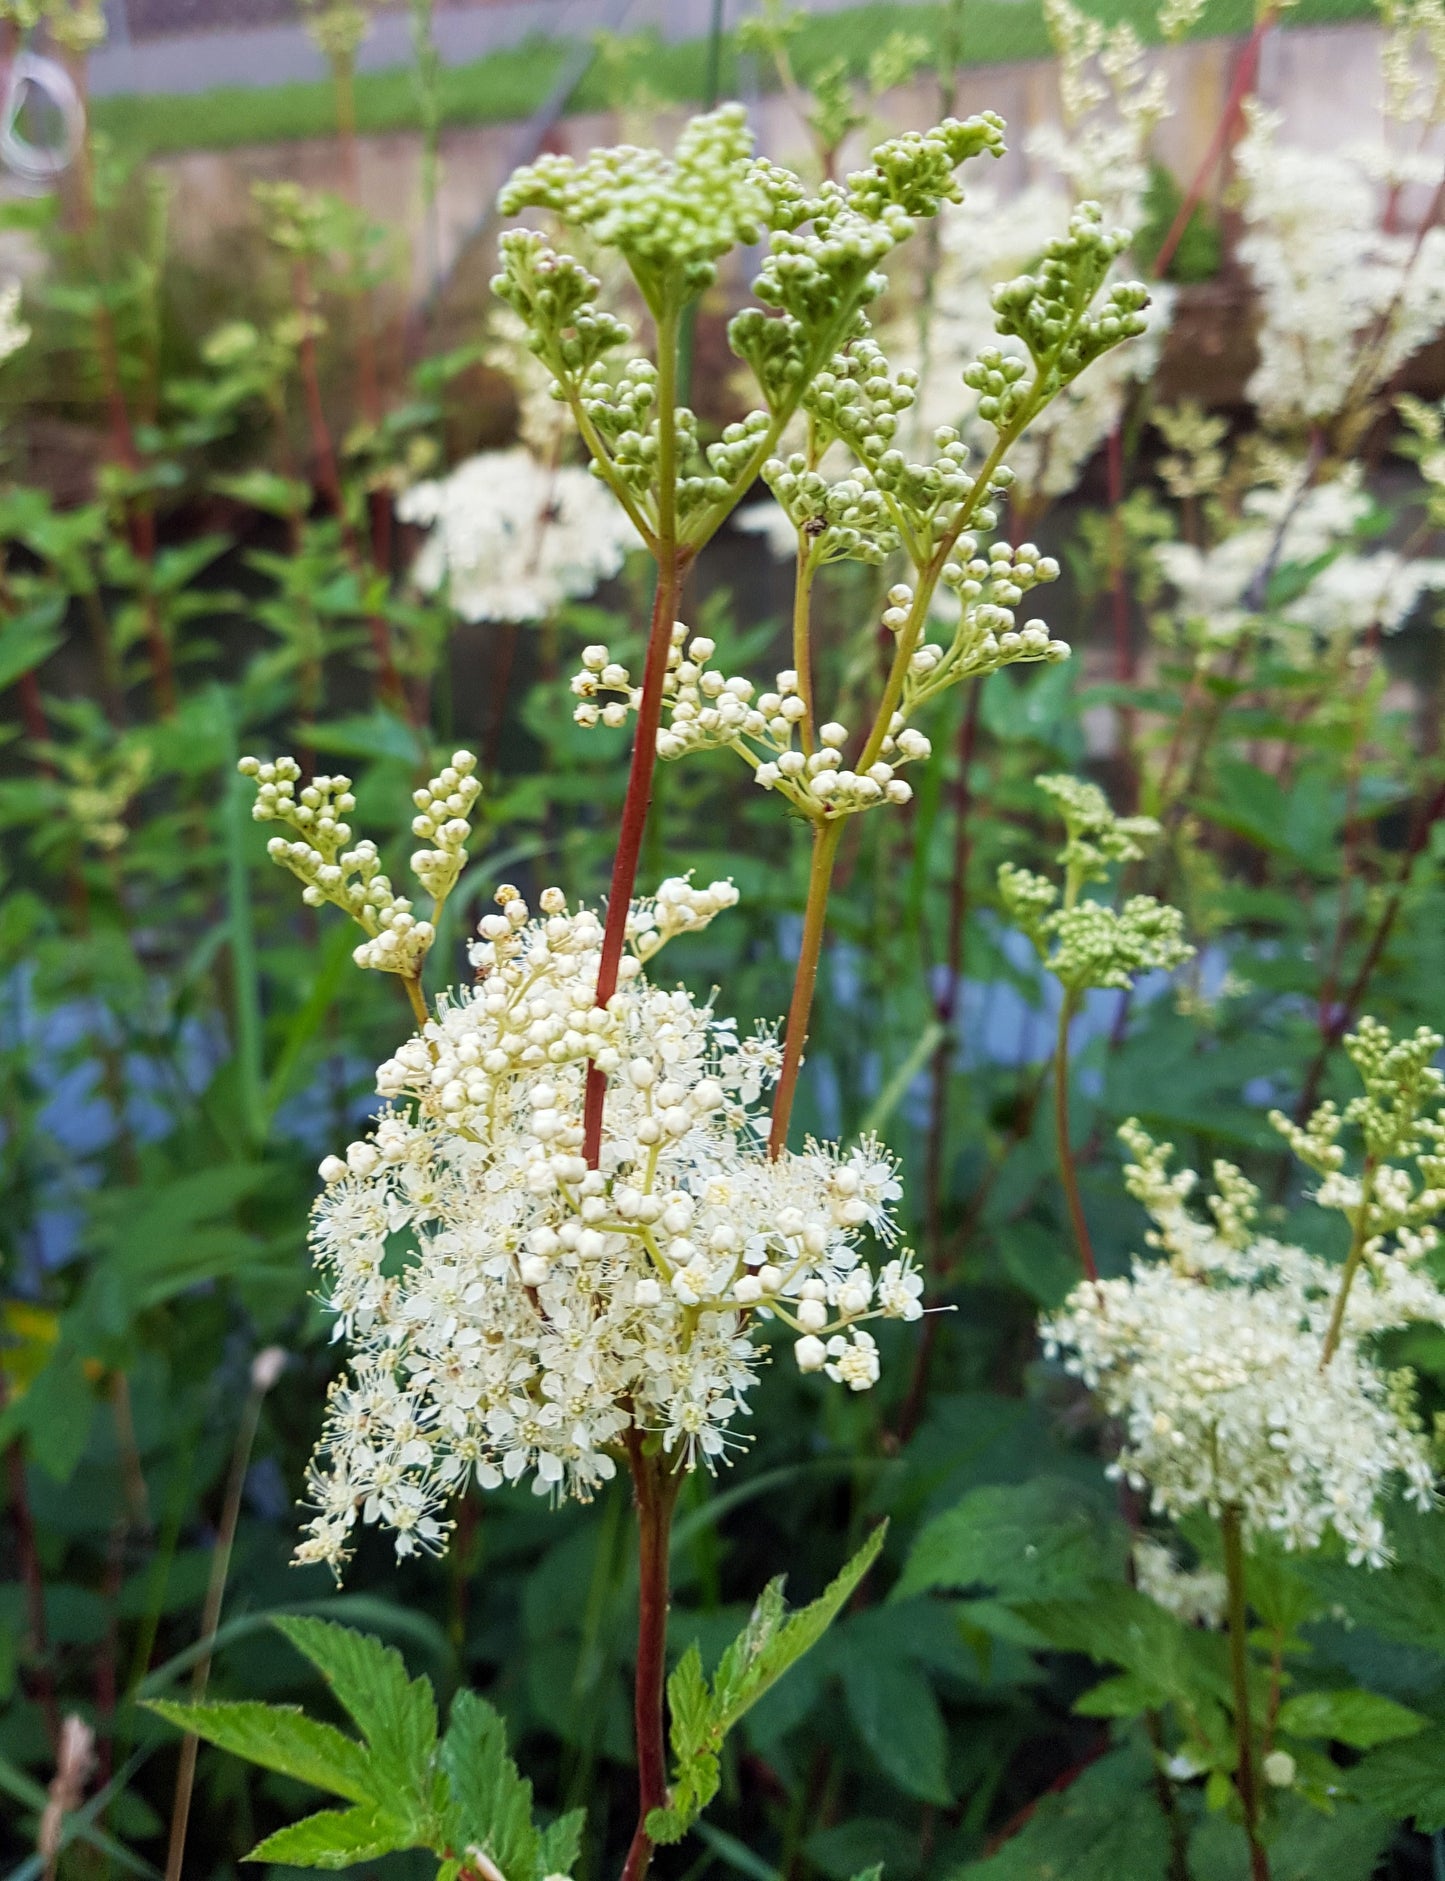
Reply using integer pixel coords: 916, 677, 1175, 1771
0, 51, 84, 188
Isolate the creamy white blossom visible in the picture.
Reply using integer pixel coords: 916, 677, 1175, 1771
297, 883, 921, 1572
1043, 1126, 1445, 1566
1236, 105, 1445, 428
1132, 1537, 1226, 1628
397, 447, 642, 624
1152, 466, 1445, 646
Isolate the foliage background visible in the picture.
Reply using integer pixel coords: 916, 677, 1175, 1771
4, 5, 1445, 1881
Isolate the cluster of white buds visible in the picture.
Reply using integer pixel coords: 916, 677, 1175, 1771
570, 625, 928, 820
903, 537, 1069, 711
409, 753, 480, 900
297, 883, 924, 1572
628, 874, 741, 960
239, 752, 483, 980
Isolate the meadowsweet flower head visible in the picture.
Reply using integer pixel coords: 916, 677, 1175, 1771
397, 449, 642, 624
1236, 102, 1445, 429
297, 883, 920, 1574
1043, 1125, 1445, 1566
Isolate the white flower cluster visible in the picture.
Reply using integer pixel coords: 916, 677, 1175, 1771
239, 752, 480, 977
1132, 1537, 1226, 1629
1044, 1125, 1445, 1566
1153, 466, 1445, 649
397, 447, 643, 625
297, 883, 921, 1572
1236, 105, 1445, 428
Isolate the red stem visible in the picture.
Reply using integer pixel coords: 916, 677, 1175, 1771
620, 1430, 679, 1881
1152, 12, 1272, 280
583, 556, 687, 1168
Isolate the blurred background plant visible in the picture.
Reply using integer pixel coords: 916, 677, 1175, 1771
4, 1, 1445, 1879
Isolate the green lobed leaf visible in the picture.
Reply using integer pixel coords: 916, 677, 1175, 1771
246, 1803, 415, 1869
273, 1617, 439, 1831
1276, 1688, 1426, 1749
953, 1745, 1169, 1880
1348, 1725, 1445, 1829
143, 1699, 374, 1802
893, 1477, 1125, 1604
651, 1525, 888, 1844
441, 1687, 542, 1881
839, 1650, 951, 1804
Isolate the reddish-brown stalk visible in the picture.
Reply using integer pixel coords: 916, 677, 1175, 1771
1294, 773, 1445, 1122
619, 1428, 682, 1881
64, 52, 175, 716
1151, 10, 1274, 282
1053, 995, 1100, 1283
1222, 1504, 1271, 1881
582, 552, 688, 1168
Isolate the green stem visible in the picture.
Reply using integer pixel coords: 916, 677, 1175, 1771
792, 545, 819, 757
1320, 1155, 1376, 1367
1221, 1504, 1270, 1881
1053, 990, 1098, 1283
769, 817, 845, 1158
163, 1366, 274, 1881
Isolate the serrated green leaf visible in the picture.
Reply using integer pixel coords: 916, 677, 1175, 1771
273, 1618, 438, 1830
839, 1651, 950, 1803
1277, 1688, 1426, 1748
1348, 1725, 1445, 1829
441, 1687, 541, 1881
246, 1803, 411, 1869
537, 1807, 586, 1877
955, 1745, 1168, 1879
143, 1699, 373, 1802
894, 1478, 1124, 1604
656, 1526, 887, 1845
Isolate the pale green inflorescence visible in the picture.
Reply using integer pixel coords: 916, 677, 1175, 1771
1000, 773, 1193, 995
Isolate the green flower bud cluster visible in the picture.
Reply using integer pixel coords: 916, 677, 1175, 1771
1270, 1021, 1445, 1277
984, 203, 1150, 400
804, 339, 919, 463
498, 105, 773, 304
1036, 772, 1162, 884
760, 455, 898, 564
238, 751, 482, 981
493, 231, 631, 381
1001, 865, 1192, 994
844, 115, 1008, 220
1000, 775, 1193, 996
1273, 1021, 1445, 1188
